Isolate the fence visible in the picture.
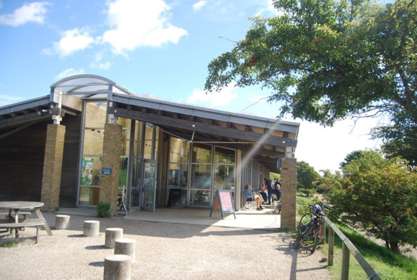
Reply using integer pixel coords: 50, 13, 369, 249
323, 216, 381, 280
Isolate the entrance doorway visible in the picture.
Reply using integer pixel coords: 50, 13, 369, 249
128, 121, 158, 211
166, 137, 236, 208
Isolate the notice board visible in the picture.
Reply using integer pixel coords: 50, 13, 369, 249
209, 189, 236, 219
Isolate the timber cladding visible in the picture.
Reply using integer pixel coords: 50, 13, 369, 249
0, 121, 48, 201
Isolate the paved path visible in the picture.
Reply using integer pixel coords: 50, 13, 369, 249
0, 214, 330, 280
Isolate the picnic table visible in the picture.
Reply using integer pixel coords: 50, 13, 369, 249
0, 201, 52, 242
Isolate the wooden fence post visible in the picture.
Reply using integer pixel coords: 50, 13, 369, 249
341, 243, 350, 280
328, 227, 334, 266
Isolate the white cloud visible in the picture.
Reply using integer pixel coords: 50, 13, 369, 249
55, 68, 85, 80
256, 0, 285, 17
53, 28, 94, 56
101, 0, 187, 54
193, 0, 207, 11
187, 83, 238, 108
0, 94, 22, 106
90, 52, 112, 70
0, 2, 48, 27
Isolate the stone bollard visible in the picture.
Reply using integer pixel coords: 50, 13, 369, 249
103, 254, 131, 280
105, 228, 123, 248
55, 215, 70, 229
114, 238, 136, 262
83, 220, 100, 237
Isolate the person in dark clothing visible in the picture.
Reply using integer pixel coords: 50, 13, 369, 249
266, 179, 273, 205
274, 180, 281, 201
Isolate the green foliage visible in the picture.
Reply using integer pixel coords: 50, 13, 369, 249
329, 151, 417, 252
296, 161, 320, 189
322, 223, 417, 279
96, 202, 112, 218
315, 169, 342, 193
376, 112, 417, 167
205, 0, 417, 161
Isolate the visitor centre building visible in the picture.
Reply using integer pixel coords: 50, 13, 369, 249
0, 75, 299, 229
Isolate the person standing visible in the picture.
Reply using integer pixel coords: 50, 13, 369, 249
266, 179, 273, 205
259, 181, 268, 203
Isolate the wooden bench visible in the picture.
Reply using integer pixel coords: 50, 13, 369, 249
0, 219, 44, 243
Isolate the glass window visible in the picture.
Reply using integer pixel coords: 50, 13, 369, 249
144, 124, 157, 160
167, 137, 189, 189
191, 164, 212, 189
214, 147, 235, 165
169, 138, 189, 164
192, 144, 211, 163
167, 163, 188, 188
214, 147, 236, 191
79, 101, 107, 206
214, 165, 235, 190
189, 190, 210, 207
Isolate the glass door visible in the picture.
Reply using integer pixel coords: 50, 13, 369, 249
189, 144, 213, 207
142, 159, 157, 211
139, 123, 158, 211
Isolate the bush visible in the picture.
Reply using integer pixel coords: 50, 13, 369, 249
329, 151, 417, 252
96, 202, 112, 218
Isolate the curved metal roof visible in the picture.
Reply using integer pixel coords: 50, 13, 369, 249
50, 74, 131, 97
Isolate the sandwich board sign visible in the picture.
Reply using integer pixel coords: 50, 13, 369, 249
209, 189, 236, 219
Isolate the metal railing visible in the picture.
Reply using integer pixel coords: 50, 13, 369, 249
323, 216, 381, 280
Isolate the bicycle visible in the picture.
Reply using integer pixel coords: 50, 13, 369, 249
117, 185, 128, 216
294, 204, 325, 254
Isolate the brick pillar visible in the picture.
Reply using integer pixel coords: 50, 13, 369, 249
100, 123, 123, 215
41, 124, 66, 210
280, 157, 297, 230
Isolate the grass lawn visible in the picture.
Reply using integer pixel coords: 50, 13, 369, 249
296, 192, 417, 279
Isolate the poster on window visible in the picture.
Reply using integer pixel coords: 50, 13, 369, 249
80, 156, 101, 186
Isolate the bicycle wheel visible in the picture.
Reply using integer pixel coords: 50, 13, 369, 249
294, 214, 311, 249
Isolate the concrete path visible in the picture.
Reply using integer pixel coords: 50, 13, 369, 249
0, 213, 330, 280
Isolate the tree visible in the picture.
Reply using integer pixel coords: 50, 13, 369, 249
297, 161, 320, 189
315, 169, 342, 193
205, 0, 417, 127
329, 151, 417, 252
340, 150, 380, 169
375, 112, 417, 166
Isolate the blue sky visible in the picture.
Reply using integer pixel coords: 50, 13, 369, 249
0, 0, 383, 171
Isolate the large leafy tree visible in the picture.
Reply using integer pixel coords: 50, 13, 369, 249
205, 0, 417, 131
329, 151, 417, 252
296, 161, 320, 189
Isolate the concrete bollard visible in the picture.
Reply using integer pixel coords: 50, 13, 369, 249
103, 254, 131, 280
114, 238, 136, 262
105, 228, 123, 248
83, 220, 100, 237
55, 215, 70, 230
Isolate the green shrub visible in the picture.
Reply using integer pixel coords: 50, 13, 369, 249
96, 202, 112, 218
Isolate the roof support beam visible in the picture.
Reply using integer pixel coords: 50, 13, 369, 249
0, 112, 51, 130
115, 108, 297, 148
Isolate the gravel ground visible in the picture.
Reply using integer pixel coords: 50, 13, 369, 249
0, 214, 330, 280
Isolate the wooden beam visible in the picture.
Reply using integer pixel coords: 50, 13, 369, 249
115, 108, 297, 148
0, 112, 51, 130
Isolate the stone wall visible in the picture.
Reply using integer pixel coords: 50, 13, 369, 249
100, 123, 123, 214
280, 157, 297, 230
41, 124, 66, 210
